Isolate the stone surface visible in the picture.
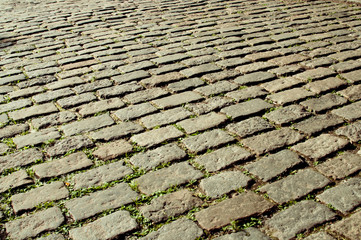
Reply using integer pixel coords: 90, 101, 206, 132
140, 189, 202, 223
90, 122, 144, 141
335, 120, 361, 142
5, 207, 64, 240
264, 201, 336, 240
65, 183, 139, 221
46, 135, 94, 157
0, 148, 43, 172
8, 103, 58, 121
13, 127, 61, 149
329, 210, 361, 240
331, 101, 361, 121
77, 98, 125, 116
293, 114, 344, 135
135, 162, 203, 195
131, 126, 183, 148
213, 228, 271, 240
32, 111, 77, 129
301, 93, 347, 113
267, 88, 315, 105
303, 232, 335, 240
226, 116, 273, 138
234, 71, 275, 85
260, 169, 330, 204
177, 112, 227, 134
0, 123, 29, 138
114, 102, 158, 121
69, 210, 138, 240
185, 96, 233, 115
338, 85, 361, 101
195, 81, 238, 96
291, 134, 349, 160
37, 234, 65, 240
0, 170, 33, 193
221, 98, 273, 119
152, 91, 203, 109
195, 191, 274, 231
264, 104, 311, 125
140, 107, 192, 129
93, 139, 133, 161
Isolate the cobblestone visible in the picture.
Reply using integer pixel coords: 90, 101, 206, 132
93, 139, 133, 161
152, 91, 203, 109
221, 98, 273, 119
13, 127, 61, 149
0, 123, 29, 138
131, 126, 183, 148
335, 120, 361, 142
114, 102, 158, 121
0, 170, 32, 193
267, 87, 316, 105
301, 93, 347, 113
226, 117, 273, 138
264, 104, 311, 125
140, 107, 192, 129
90, 122, 144, 141
329, 210, 361, 240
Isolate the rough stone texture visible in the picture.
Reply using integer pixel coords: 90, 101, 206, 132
5, 207, 64, 240
93, 140, 133, 161
331, 101, 361, 121
291, 134, 349, 160
264, 201, 336, 240
260, 77, 300, 93
32, 152, 93, 179
11, 181, 69, 213
244, 150, 302, 182
304, 77, 345, 94
0, 123, 29, 138
301, 93, 347, 113
294, 67, 336, 82
114, 102, 158, 121
200, 171, 251, 198
195, 191, 274, 231
317, 177, 361, 214
135, 162, 203, 195
315, 152, 361, 180
141, 218, 203, 240
0, 99, 33, 114
180, 63, 221, 77
152, 91, 203, 109
182, 129, 234, 153
303, 232, 335, 240
90, 122, 144, 141
37, 234, 65, 240
221, 98, 273, 119
234, 71, 275, 85
338, 85, 361, 101
335, 120, 361, 142
124, 88, 168, 104
242, 128, 304, 155
69, 210, 138, 240
46, 135, 94, 157
32, 111, 77, 129
129, 143, 186, 171
57, 93, 97, 108
140, 189, 202, 223
225, 86, 268, 101
8, 102, 58, 121
226, 116, 273, 138
213, 228, 271, 240
140, 107, 192, 129
195, 81, 238, 96
329, 210, 361, 240
185, 96, 233, 115
13, 127, 61, 149
131, 126, 183, 148
340, 69, 361, 83
61, 113, 114, 136
0, 148, 43, 173
77, 98, 125, 116
167, 77, 204, 92
177, 112, 227, 134
0, 170, 33, 193
260, 169, 330, 204
267, 88, 316, 105
73, 161, 132, 189
65, 183, 139, 221
293, 114, 344, 135
264, 104, 311, 125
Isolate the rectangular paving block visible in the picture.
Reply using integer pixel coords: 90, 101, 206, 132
8, 102, 59, 121
140, 72, 184, 87
291, 134, 349, 160
61, 113, 114, 136
213, 228, 271, 240
185, 97, 233, 115
152, 91, 203, 109
177, 112, 227, 134
0, 148, 43, 173
32, 111, 77, 129
260, 168, 330, 204
267, 87, 316, 105
130, 126, 183, 148
335, 120, 361, 143
195, 191, 274, 231
90, 122, 144, 141
124, 88, 169, 104
11, 181, 69, 213
234, 71, 275, 85
5, 207, 64, 240
114, 102, 158, 121
242, 128, 304, 156
65, 183, 139, 221
329, 210, 361, 240
77, 98, 125, 117
194, 81, 238, 96
13, 127, 61, 149
0, 170, 33, 193
264, 104, 311, 125
140, 107, 192, 129
300, 93, 347, 113
180, 63, 221, 77
32, 152, 93, 179
264, 201, 336, 240
293, 114, 343, 135
0, 123, 29, 138
92, 139, 133, 161
46, 135, 94, 157
112, 70, 150, 84
331, 101, 361, 121
96, 82, 143, 98
221, 98, 273, 119
32, 88, 74, 104
226, 116, 273, 138
225, 86, 268, 102
135, 162, 203, 195
57, 92, 97, 108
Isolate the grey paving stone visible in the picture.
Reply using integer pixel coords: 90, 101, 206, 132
270, 54, 309, 66
0, 113, 9, 125
215, 57, 250, 68
69, 210, 138, 240
61, 113, 114, 136
329, 210, 361, 240
213, 228, 271, 240
46, 135, 94, 157
293, 114, 344, 135
0, 74, 26, 85
135, 162, 203, 195
140, 72, 184, 87
65, 183, 139, 221
0, 142, 9, 154
236, 62, 277, 74
267, 88, 316, 105
77, 98, 125, 116
194, 81, 238, 96
0, 170, 32, 193
73, 79, 112, 94
264, 104, 311, 125
180, 63, 221, 78
152, 53, 189, 65
131, 126, 183, 148
0, 148, 43, 173
96, 82, 142, 99
129, 143, 186, 171
112, 70, 150, 84
26, 67, 61, 79
185, 96, 233, 115
13, 127, 61, 149
11, 181, 69, 213
244, 150, 303, 182
73, 161, 132, 190
141, 218, 203, 240
269, 65, 303, 77
93, 139, 133, 161
202, 70, 239, 83
5, 207, 64, 240
260, 169, 330, 204
45, 77, 86, 90
118, 60, 154, 73
335, 120, 361, 142
124, 88, 169, 104
340, 69, 361, 83
317, 177, 361, 214
303, 232, 335, 240
234, 71, 275, 85
152, 91, 203, 109
305, 77, 346, 94
37, 234, 65, 240
140, 189, 202, 223
315, 152, 361, 180
338, 85, 361, 102
177, 112, 227, 134
225, 86, 268, 101
167, 77, 205, 92
242, 128, 304, 156
8, 86, 44, 100
331, 60, 361, 73
8, 102, 58, 121
195, 191, 274, 231
264, 201, 336, 240
57, 92, 97, 108
32, 152, 93, 179
291, 134, 349, 160
0, 123, 29, 138
140, 107, 192, 129
200, 171, 251, 198
294, 67, 336, 82
331, 101, 361, 121
32, 111, 77, 129
221, 98, 273, 119
90, 122, 144, 141
114, 102, 158, 121
195, 145, 252, 172
182, 129, 234, 153
301, 93, 347, 113
226, 116, 273, 138
32, 88, 74, 104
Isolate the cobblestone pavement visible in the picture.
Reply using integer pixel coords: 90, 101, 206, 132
0, 0, 361, 239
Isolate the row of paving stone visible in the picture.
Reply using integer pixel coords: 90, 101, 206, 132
0, 0, 361, 239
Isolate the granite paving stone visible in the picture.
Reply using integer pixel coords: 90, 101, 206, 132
213, 228, 271, 240
32, 111, 77, 129
335, 120, 361, 142
96, 82, 142, 98
185, 96, 233, 115
140, 72, 184, 87
293, 114, 344, 135
338, 85, 361, 101
177, 112, 227, 134
234, 72, 275, 85
8, 86, 44, 100
32, 88, 74, 103
152, 91, 203, 109
226, 116, 273, 138
37, 234, 65, 240
264, 201, 336, 240
124, 88, 169, 104
304, 77, 346, 94
263, 104, 311, 125
8, 102, 58, 121
340, 69, 361, 83
267, 87, 316, 105
140, 107, 192, 129
294, 67, 336, 82
13, 127, 61, 149
194, 81, 238, 96
90, 122, 144, 141
300, 93, 347, 113
0, 170, 33, 193
0, 148, 43, 173
331, 101, 361, 121
93, 139, 133, 161
131, 126, 183, 148
57, 92, 97, 108
114, 102, 158, 121
46, 135, 94, 157
220, 98, 273, 119
0, 123, 29, 138
303, 232, 335, 240
225, 86, 268, 101
329, 210, 361, 240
